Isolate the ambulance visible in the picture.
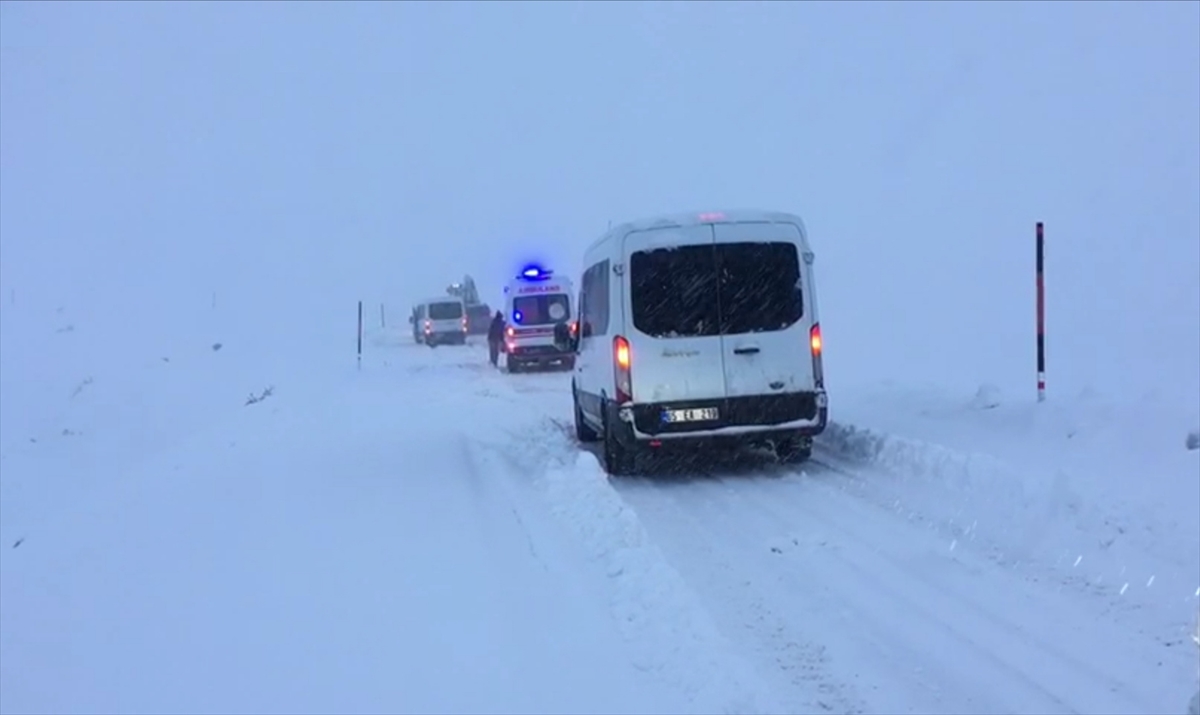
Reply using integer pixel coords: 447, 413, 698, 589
501, 264, 576, 373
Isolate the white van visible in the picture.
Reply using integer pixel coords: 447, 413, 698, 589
553, 209, 828, 475
410, 297, 468, 347
501, 264, 576, 372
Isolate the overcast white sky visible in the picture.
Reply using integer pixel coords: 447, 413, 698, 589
1, 0, 1197, 401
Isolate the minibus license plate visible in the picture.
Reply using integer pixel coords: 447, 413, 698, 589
663, 407, 719, 423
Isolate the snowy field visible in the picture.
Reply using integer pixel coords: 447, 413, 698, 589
2, 311, 1196, 715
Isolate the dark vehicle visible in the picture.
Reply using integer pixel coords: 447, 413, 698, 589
465, 303, 493, 336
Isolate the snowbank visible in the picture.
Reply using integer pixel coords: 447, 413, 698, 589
536, 450, 785, 715
462, 398, 784, 715
817, 383, 1200, 642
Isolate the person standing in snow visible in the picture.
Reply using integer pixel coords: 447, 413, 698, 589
487, 310, 506, 368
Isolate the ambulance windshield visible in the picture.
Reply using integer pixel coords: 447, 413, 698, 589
513, 294, 570, 326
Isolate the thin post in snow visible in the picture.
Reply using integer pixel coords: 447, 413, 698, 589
357, 300, 363, 370
380, 302, 386, 328
1036, 221, 1046, 403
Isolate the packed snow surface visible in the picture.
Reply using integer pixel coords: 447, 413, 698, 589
1, 318, 1197, 715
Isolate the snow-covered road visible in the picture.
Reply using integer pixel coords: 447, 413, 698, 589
432, 339, 1199, 715
616, 460, 1186, 715
2, 327, 1196, 714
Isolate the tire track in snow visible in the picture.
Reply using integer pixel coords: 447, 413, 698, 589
471, 411, 791, 715
812, 438, 1200, 676
615, 458, 1180, 714
402, 356, 789, 713
392, 353, 968, 712
813, 429, 1197, 624
782, 459, 1182, 711
450, 363, 861, 713
613, 466, 871, 715
455, 431, 553, 574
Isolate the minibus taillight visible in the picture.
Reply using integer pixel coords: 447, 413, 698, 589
810, 323, 824, 389
613, 335, 632, 403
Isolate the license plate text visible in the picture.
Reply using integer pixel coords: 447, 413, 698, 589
663, 407, 720, 423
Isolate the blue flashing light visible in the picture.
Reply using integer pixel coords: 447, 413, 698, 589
518, 263, 552, 281
513, 309, 524, 324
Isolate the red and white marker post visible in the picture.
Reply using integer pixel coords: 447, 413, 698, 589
1036, 222, 1046, 403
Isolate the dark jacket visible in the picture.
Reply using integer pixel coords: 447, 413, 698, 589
487, 314, 505, 343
